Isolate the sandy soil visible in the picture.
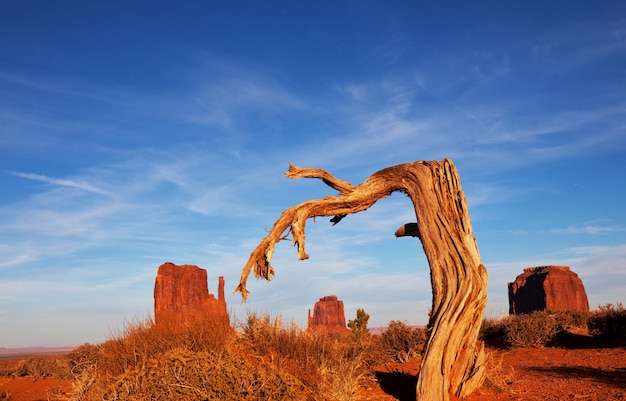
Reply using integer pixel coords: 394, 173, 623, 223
361, 342, 626, 401
2, 342, 625, 401
0, 377, 72, 401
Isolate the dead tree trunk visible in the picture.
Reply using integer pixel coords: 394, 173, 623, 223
236, 159, 488, 400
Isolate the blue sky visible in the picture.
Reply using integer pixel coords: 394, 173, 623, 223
1, 1, 625, 348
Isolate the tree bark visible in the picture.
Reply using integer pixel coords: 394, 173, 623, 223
236, 159, 488, 400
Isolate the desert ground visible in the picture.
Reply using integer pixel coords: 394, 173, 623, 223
364, 343, 626, 401
2, 338, 624, 401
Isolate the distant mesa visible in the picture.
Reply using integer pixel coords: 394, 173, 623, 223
154, 262, 228, 325
307, 295, 350, 334
508, 265, 589, 314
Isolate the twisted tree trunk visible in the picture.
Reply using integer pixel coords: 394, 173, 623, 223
236, 159, 488, 400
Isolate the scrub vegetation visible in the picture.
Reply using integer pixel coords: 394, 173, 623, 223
1, 304, 624, 400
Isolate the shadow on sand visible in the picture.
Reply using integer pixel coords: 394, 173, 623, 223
527, 365, 626, 390
551, 331, 626, 350
374, 370, 417, 401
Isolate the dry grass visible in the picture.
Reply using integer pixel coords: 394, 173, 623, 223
588, 302, 626, 338
502, 311, 561, 348
62, 312, 374, 401
97, 348, 308, 401
482, 352, 516, 393
377, 320, 426, 363
4, 304, 624, 400
0, 356, 71, 379
241, 312, 372, 401
479, 307, 625, 348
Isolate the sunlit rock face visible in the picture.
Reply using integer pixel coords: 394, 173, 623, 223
508, 265, 589, 314
154, 262, 228, 324
307, 295, 350, 334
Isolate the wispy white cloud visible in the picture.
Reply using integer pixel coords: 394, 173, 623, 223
11, 172, 111, 196
298, 61, 626, 178
183, 77, 306, 129
487, 221, 626, 237
551, 223, 626, 235
166, 53, 309, 132
0, 245, 38, 269
468, 51, 514, 80
465, 182, 545, 208
537, 17, 626, 68
336, 83, 368, 101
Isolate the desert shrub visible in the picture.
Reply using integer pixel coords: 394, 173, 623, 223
67, 314, 236, 400
479, 316, 507, 346
241, 313, 302, 357
483, 310, 595, 348
0, 347, 101, 380
316, 346, 371, 401
377, 320, 426, 363
550, 310, 590, 331
241, 312, 370, 401
63, 343, 102, 376
0, 362, 15, 377
99, 348, 309, 401
10, 357, 71, 379
0, 356, 74, 379
481, 314, 559, 348
98, 314, 234, 376
588, 303, 626, 339
502, 311, 560, 348
69, 312, 370, 401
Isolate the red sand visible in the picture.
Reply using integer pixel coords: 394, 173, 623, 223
360, 343, 626, 400
0, 377, 73, 401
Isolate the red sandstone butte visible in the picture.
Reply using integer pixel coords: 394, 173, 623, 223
154, 262, 228, 324
508, 265, 589, 314
307, 295, 350, 333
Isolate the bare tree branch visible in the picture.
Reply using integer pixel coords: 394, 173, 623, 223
235, 159, 488, 401
235, 164, 399, 300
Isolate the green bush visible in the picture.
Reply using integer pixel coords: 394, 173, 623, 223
588, 303, 626, 339
348, 308, 371, 343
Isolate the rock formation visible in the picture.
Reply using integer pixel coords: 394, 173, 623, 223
307, 295, 350, 333
508, 265, 589, 314
154, 262, 228, 324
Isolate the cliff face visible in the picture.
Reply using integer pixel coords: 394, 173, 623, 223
307, 295, 350, 334
508, 265, 589, 314
154, 262, 228, 324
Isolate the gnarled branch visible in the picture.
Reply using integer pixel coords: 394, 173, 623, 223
236, 159, 488, 401
235, 164, 400, 300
